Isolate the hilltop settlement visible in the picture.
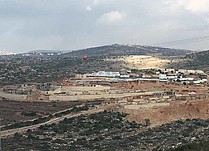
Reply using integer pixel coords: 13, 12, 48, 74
1, 45, 209, 150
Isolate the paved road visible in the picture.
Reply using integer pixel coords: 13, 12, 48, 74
1, 104, 115, 138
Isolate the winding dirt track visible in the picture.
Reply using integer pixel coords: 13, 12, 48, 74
1, 104, 116, 138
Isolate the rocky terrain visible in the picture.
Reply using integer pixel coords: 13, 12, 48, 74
3, 111, 209, 151
0, 99, 82, 126
122, 99, 209, 127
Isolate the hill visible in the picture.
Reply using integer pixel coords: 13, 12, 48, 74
9, 44, 190, 58
187, 50, 209, 72
0, 44, 192, 85
186, 50, 209, 66
166, 50, 209, 73
67, 44, 190, 57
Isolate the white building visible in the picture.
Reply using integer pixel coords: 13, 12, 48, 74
193, 79, 208, 84
159, 74, 167, 80
87, 71, 120, 77
120, 75, 130, 78
179, 77, 194, 81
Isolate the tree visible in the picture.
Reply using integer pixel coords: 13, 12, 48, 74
14, 132, 22, 140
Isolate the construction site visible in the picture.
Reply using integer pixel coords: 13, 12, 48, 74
1, 69, 209, 127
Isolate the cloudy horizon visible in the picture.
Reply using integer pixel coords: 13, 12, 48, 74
1, 0, 209, 53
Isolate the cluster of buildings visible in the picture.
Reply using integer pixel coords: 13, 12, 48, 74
85, 69, 132, 78
157, 69, 208, 84
65, 68, 208, 85
117, 90, 208, 107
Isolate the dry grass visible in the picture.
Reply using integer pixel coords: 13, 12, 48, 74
118, 55, 170, 69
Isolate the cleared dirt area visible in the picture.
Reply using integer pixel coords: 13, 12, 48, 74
61, 86, 111, 92
0, 92, 27, 101
49, 85, 161, 101
111, 81, 208, 93
118, 55, 171, 69
0, 100, 81, 126
124, 102, 170, 109
119, 99, 209, 127
49, 91, 157, 101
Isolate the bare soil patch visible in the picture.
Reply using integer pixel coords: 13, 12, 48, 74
111, 81, 207, 93
118, 55, 171, 69
0, 100, 81, 126
120, 99, 209, 127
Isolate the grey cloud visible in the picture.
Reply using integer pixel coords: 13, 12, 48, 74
0, 0, 209, 52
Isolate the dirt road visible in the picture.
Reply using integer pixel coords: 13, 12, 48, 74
1, 104, 116, 138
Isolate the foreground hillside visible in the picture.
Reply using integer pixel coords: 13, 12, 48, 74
3, 111, 209, 151
172, 140, 209, 151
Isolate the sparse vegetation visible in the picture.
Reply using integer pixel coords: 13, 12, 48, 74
21, 111, 37, 117
1, 104, 92, 131
0, 44, 189, 86
167, 50, 209, 73
171, 140, 209, 151
3, 112, 209, 151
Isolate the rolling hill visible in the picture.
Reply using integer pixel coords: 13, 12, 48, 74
12, 44, 191, 58
165, 50, 209, 73
186, 50, 209, 71
67, 44, 191, 57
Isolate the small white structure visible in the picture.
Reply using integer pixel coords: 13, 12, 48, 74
193, 79, 208, 84
187, 70, 196, 74
167, 76, 178, 81
120, 75, 130, 78
159, 74, 167, 80
179, 77, 194, 81
87, 71, 120, 77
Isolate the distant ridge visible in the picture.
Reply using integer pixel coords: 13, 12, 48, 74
66, 44, 191, 57
20, 50, 64, 57
14, 44, 192, 57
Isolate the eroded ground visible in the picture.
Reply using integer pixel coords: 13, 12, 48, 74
119, 99, 209, 127
117, 55, 171, 69
0, 100, 81, 126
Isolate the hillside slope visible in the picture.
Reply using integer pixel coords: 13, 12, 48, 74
166, 50, 209, 72
67, 44, 190, 57
8, 44, 190, 58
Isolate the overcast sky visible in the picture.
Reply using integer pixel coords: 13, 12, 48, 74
1, 0, 209, 53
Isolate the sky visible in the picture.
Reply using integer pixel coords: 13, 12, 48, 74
1, 0, 209, 53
